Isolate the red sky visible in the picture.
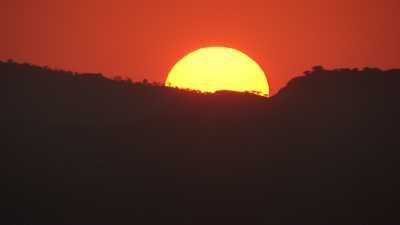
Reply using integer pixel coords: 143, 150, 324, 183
1, 0, 399, 94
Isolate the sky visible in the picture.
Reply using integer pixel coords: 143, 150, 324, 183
1, 0, 399, 94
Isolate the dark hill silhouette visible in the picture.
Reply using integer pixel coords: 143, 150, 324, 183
1, 60, 400, 225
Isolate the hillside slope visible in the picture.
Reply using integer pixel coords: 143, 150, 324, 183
1, 61, 400, 225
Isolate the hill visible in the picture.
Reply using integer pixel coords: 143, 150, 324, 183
1, 61, 400, 225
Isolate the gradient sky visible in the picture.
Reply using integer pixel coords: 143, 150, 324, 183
1, 0, 399, 94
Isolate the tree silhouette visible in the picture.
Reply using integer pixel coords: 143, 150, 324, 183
312, 65, 325, 72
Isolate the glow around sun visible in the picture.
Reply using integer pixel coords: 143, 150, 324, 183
165, 47, 269, 96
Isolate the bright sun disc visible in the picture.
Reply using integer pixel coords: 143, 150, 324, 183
165, 47, 269, 96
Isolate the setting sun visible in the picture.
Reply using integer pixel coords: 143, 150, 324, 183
165, 47, 269, 96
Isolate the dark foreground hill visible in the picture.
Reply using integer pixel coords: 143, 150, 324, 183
1, 61, 400, 225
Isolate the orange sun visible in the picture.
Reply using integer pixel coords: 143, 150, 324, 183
165, 47, 269, 96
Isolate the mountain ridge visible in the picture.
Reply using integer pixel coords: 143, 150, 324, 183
1, 60, 400, 225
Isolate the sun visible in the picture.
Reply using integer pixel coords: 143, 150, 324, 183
165, 47, 269, 96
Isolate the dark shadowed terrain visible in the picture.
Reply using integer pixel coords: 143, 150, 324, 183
1, 61, 400, 225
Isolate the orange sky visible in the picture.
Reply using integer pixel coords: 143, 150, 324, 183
1, 0, 399, 94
